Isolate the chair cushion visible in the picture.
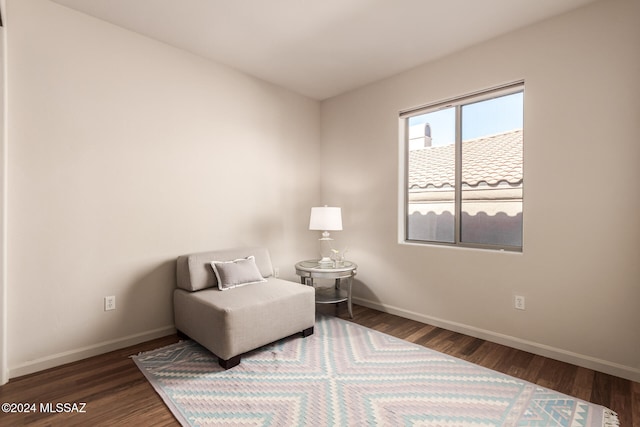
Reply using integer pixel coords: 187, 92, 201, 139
173, 277, 315, 360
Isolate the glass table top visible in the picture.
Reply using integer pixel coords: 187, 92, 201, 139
295, 260, 357, 272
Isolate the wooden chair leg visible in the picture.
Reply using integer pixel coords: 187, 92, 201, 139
218, 355, 241, 369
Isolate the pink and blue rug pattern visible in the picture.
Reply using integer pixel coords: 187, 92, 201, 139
133, 315, 618, 426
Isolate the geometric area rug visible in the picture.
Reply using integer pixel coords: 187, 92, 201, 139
133, 315, 619, 427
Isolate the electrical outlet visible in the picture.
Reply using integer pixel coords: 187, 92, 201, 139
273, 267, 280, 278
104, 296, 116, 311
514, 295, 525, 310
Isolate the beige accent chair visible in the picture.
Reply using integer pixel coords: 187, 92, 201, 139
174, 247, 315, 369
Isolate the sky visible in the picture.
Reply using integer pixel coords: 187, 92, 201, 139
408, 91, 523, 148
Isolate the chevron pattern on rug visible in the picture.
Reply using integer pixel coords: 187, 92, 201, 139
133, 315, 618, 427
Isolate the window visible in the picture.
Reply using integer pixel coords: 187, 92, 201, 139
400, 82, 524, 251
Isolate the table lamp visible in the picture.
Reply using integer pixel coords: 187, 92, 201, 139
309, 206, 342, 266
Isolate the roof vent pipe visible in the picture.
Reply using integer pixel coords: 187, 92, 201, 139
424, 123, 432, 147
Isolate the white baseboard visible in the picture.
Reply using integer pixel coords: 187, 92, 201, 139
9, 325, 176, 379
354, 297, 640, 383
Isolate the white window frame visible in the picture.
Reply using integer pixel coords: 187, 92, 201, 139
398, 81, 524, 252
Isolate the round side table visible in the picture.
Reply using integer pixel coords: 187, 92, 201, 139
295, 260, 357, 318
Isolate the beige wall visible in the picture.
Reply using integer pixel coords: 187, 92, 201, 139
6, 0, 320, 376
321, 0, 640, 381
0, 2, 7, 385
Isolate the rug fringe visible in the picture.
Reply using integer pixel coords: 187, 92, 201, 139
603, 409, 619, 427
130, 340, 189, 359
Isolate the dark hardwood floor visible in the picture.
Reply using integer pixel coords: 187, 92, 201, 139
0, 304, 638, 426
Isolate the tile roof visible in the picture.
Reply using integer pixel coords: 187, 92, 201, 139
408, 129, 523, 189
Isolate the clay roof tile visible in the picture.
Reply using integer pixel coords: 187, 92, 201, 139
408, 129, 522, 188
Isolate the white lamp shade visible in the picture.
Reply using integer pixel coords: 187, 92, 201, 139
309, 206, 342, 231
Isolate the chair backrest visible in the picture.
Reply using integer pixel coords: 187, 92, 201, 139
176, 247, 273, 292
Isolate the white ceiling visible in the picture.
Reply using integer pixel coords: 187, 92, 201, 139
51, 0, 597, 100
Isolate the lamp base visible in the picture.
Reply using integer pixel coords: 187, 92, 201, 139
318, 233, 333, 266
318, 256, 333, 267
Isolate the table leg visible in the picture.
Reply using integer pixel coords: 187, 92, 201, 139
334, 278, 341, 316
346, 276, 353, 319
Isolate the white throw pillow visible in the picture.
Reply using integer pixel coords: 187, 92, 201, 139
211, 256, 267, 291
